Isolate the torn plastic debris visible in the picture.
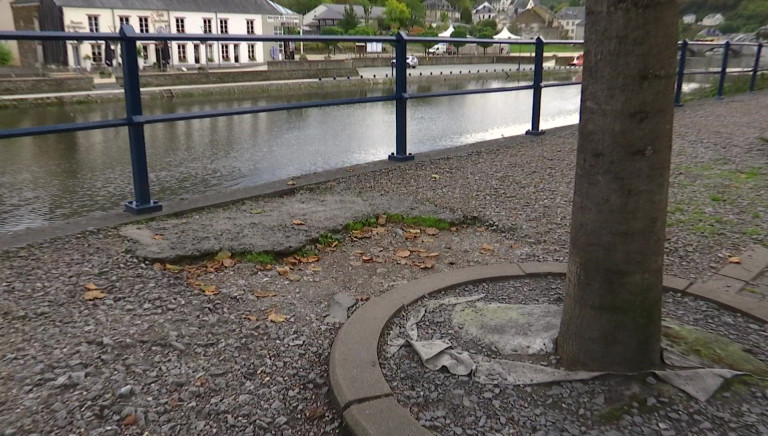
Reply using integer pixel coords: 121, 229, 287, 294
409, 340, 475, 376
424, 294, 485, 311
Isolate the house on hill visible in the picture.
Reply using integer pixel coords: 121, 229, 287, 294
472, 1, 495, 23
699, 13, 724, 27
303, 4, 385, 33
424, 0, 458, 25
514, 5, 561, 39
555, 6, 584, 40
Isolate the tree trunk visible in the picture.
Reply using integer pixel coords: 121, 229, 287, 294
557, 0, 678, 372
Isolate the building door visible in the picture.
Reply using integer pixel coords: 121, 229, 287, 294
72, 44, 81, 68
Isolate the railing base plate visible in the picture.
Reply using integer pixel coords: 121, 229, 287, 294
124, 200, 163, 215
525, 130, 546, 136
388, 153, 415, 162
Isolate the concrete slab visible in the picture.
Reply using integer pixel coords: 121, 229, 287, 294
343, 397, 432, 436
686, 275, 768, 322
718, 246, 768, 282
663, 275, 692, 293
518, 262, 568, 276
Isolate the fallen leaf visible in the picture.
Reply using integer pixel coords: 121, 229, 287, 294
422, 236, 435, 243
153, 234, 164, 240
361, 255, 374, 263
202, 285, 219, 295
425, 228, 440, 236
250, 209, 266, 214
83, 290, 106, 300
287, 274, 301, 282
404, 232, 419, 240
268, 311, 287, 323
243, 314, 258, 321
214, 251, 232, 261
477, 227, 487, 232
420, 252, 440, 258
222, 258, 236, 268
377, 215, 387, 225
284, 257, 300, 266
292, 219, 305, 225
481, 243, 495, 254
287, 180, 296, 185
298, 256, 320, 263
276, 267, 291, 276
450, 227, 459, 232
153, 263, 165, 271
195, 375, 208, 386
416, 260, 435, 269
84, 283, 99, 290
309, 266, 322, 272
253, 291, 278, 298
395, 250, 412, 258
306, 406, 325, 421
263, 264, 273, 270
165, 263, 183, 273
123, 414, 138, 426
353, 250, 365, 255
357, 296, 371, 301
407, 228, 421, 234
727, 257, 742, 264
431, 174, 440, 180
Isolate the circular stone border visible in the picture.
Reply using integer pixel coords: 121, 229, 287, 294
327, 262, 766, 436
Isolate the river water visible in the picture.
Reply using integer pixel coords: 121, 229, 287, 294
0, 78, 583, 232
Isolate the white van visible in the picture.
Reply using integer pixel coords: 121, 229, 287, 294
428, 43, 456, 55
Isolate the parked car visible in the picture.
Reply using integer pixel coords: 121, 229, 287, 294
428, 43, 456, 56
569, 53, 584, 66
391, 54, 419, 69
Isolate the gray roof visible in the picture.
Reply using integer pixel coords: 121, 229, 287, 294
312, 4, 385, 20
511, 0, 538, 10
50, 0, 287, 15
556, 6, 584, 20
424, 0, 453, 10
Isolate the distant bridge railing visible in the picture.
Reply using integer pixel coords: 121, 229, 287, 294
0, 27, 764, 215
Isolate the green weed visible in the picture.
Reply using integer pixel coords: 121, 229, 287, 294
242, 252, 276, 264
709, 194, 723, 202
344, 217, 378, 231
317, 232, 344, 246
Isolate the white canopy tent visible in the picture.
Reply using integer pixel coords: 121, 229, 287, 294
493, 26, 521, 40
438, 25, 455, 37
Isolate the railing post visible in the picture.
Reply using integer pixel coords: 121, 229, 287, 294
525, 36, 545, 136
674, 40, 688, 107
750, 42, 763, 93
716, 40, 730, 100
120, 24, 162, 214
389, 31, 413, 161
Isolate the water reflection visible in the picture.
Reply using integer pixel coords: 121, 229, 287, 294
0, 78, 581, 232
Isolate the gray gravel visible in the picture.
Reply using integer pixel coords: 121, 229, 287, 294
380, 278, 768, 435
0, 91, 766, 435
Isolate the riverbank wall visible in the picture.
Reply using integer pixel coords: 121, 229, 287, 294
0, 76, 93, 95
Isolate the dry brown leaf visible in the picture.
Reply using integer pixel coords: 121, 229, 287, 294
309, 266, 322, 272
306, 406, 326, 421
84, 283, 99, 290
153, 263, 165, 271
298, 256, 320, 263
477, 227, 487, 232
262, 264, 273, 270
357, 296, 371, 301
292, 219, 305, 226
165, 263, 183, 273
202, 285, 219, 295
284, 257, 300, 266
361, 256, 374, 263
268, 311, 287, 323
222, 258, 236, 268
407, 228, 421, 234
287, 274, 301, 282
416, 260, 435, 269
404, 232, 419, 240
287, 180, 296, 185
276, 267, 291, 276
377, 215, 387, 225
421, 237, 435, 243
152, 234, 164, 240
727, 257, 742, 264
449, 227, 459, 232
253, 291, 278, 298
83, 290, 106, 301
420, 252, 440, 258
214, 250, 232, 260
353, 250, 365, 255
481, 243, 495, 254
425, 228, 440, 236
395, 250, 412, 258
195, 375, 208, 386
123, 414, 138, 426
243, 314, 258, 321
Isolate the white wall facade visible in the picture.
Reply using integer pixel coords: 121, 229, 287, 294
59, 5, 296, 69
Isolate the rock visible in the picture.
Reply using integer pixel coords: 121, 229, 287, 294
324, 293, 358, 324
116, 385, 133, 398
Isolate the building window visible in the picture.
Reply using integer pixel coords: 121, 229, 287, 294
175, 18, 185, 33
88, 15, 99, 33
203, 18, 212, 33
246, 19, 254, 34
248, 43, 256, 60
177, 44, 187, 62
139, 17, 149, 33
118, 16, 130, 28
141, 44, 149, 60
221, 44, 230, 60
206, 43, 214, 61
91, 44, 103, 63
219, 19, 228, 34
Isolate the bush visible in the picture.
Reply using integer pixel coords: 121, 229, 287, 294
0, 42, 12, 65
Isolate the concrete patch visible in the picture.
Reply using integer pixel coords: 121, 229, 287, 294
324, 293, 359, 324
452, 303, 562, 355
119, 192, 458, 260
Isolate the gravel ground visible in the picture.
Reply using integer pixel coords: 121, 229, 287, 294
380, 278, 768, 436
0, 91, 766, 435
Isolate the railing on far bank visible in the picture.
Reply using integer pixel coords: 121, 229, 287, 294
0, 27, 764, 216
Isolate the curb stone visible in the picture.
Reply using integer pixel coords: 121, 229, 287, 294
329, 261, 768, 435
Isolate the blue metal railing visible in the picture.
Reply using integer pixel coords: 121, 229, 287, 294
0, 27, 764, 215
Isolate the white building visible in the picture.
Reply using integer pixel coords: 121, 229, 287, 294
555, 6, 584, 40
0, 0, 21, 65
38, 0, 300, 69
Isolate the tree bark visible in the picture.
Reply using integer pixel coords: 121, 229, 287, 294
557, 0, 678, 372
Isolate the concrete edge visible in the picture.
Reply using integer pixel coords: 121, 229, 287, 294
330, 263, 766, 435
0, 125, 575, 251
